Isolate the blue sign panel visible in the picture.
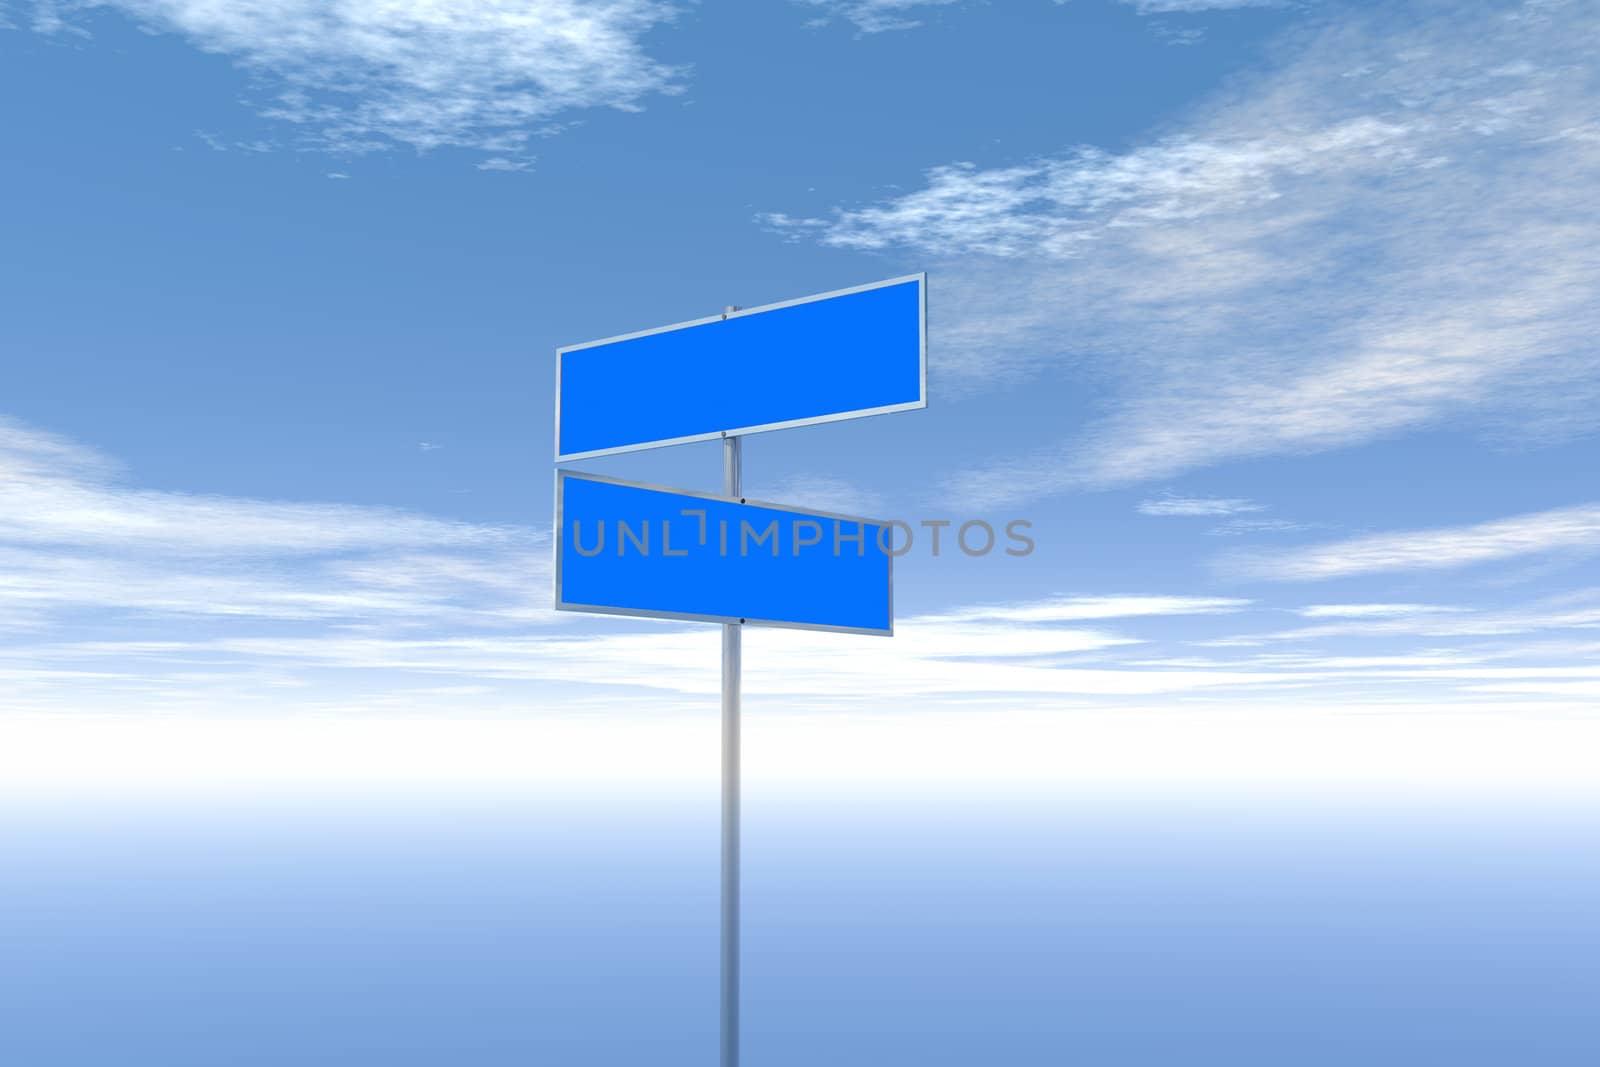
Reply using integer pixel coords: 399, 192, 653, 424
557, 274, 925, 461
555, 471, 893, 635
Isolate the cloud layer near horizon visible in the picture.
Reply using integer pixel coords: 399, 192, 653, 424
4, 416, 1600, 730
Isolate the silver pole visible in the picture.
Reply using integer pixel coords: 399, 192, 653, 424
721, 433, 742, 1067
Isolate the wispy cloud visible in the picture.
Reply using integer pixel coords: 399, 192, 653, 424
794, 0, 961, 33
475, 157, 533, 173
765, 113, 1417, 259
1125, 0, 1284, 12
923, 594, 1250, 624
769, 0, 1600, 505
1135, 493, 1310, 536
1208, 517, 1313, 537
750, 475, 884, 517
1229, 503, 1600, 582
0, 416, 546, 627
26, 1, 683, 157
1146, 22, 1208, 47
0, 419, 511, 557
794, 0, 1282, 35
1138, 493, 1263, 517
1467, 679, 1600, 697
1297, 604, 1460, 619
1205, 588, 1600, 646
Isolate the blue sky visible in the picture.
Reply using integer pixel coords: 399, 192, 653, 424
2, 0, 1599, 784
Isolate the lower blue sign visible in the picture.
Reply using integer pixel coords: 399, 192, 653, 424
556, 471, 892, 635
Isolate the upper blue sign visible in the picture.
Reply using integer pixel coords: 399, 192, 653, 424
556, 274, 926, 461
556, 471, 893, 635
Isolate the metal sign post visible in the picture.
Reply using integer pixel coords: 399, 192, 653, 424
720, 434, 741, 1067
552, 275, 925, 1067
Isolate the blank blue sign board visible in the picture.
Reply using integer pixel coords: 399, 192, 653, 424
556, 274, 925, 461
555, 471, 892, 635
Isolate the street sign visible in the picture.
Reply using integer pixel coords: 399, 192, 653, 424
551, 273, 925, 1067
555, 470, 893, 635
556, 273, 925, 461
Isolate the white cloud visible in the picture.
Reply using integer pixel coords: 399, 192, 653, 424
0, 417, 118, 480
0, 547, 544, 623
475, 156, 533, 172
0, 419, 514, 557
749, 475, 884, 517
1230, 503, 1600, 582
1124, 0, 1283, 12
922, 594, 1250, 623
1147, 24, 1207, 48
1207, 588, 1600, 647
27, 1, 682, 155
795, 0, 961, 33
793, 0, 1281, 35
1297, 603, 1459, 619
1138, 493, 1263, 516
0, 416, 547, 626
1208, 518, 1311, 537
1134, 493, 1312, 536
1467, 679, 1600, 697
769, 114, 1417, 259
770, 0, 1600, 505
